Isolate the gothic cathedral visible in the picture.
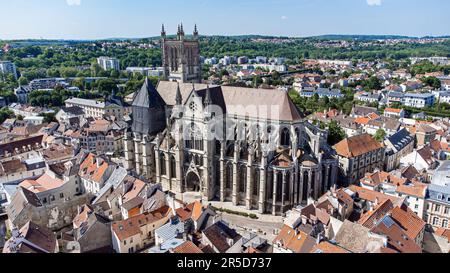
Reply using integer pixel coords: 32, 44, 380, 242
124, 25, 339, 216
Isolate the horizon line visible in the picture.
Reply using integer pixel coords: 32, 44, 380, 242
1, 33, 450, 42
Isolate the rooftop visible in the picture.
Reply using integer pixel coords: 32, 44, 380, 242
334, 134, 383, 158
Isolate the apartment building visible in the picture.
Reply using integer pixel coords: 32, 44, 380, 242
97, 57, 120, 71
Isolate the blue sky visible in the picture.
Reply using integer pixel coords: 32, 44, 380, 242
1, 0, 449, 40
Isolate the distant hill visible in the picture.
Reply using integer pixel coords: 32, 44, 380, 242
308, 34, 416, 40
1, 34, 449, 45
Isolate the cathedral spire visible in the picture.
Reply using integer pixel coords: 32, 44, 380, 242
204, 85, 212, 106
175, 82, 183, 105
193, 24, 199, 39
161, 23, 166, 38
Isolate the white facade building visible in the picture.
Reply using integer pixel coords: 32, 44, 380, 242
0, 61, 17, 81
403, 93, 435, 108
97, 57, 120, 71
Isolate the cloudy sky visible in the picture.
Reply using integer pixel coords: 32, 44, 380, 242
1, 0, 449, 40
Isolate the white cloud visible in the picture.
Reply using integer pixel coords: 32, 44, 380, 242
366, 0, 382, 6
281, 15, 288, 20
66, 0, 81, 6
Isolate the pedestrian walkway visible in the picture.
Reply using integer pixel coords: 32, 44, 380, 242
208, 201, 283, 223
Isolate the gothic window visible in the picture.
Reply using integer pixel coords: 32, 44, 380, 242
303, 171, 309, 201
281, 128, 290, 146
160, 152, 167, 176
174, 48, 178, 71
170, 48, 175, 71
267, 170, 273, 200
226, 143, 235, 158
186, 123, 203, 151
276, 173, 283, 202
170, 156, 177, 179
189, 101, 198, 113
285, 172, 291, 202
239, 165, 247, 193
253, 169, 260, 196
240, 144, 249, 161
322, 167, 327, 192
295, 128, 300, 145
226, 163, 233, 190
215, 140, 221, 155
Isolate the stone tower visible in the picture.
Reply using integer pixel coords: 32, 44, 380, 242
161, 23, 202, 83
124, 78, 167, 178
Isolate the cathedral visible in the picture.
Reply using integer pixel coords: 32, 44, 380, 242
123, 25, 339, 215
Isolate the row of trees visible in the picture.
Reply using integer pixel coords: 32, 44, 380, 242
200, 37, 450, 61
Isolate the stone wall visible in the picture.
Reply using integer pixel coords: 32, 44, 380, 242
13, 195, 90, 231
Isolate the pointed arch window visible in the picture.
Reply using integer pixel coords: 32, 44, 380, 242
185, 123, 203, 151
170, 156, 177, 179
281, 128, 290, 146
239, 165, 247, 193
160, 152, 167, 176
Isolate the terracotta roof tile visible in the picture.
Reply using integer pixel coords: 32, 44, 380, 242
390, 206, 425, 240
371, 216, 422, 253
358, 199, 394, 229
273, 225, 317, 253
111, 206, 171, 241
334, 134, 383, 158
311, 241, 351, 253
172, 241, 203, 253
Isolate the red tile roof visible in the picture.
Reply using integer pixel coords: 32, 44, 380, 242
334, 134, 383, 158
111, 206, 171, 241
390, 206, 425, 241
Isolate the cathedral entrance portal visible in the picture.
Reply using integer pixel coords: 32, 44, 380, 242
185, 172, 201, 192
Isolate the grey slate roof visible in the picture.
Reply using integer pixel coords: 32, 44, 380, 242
351, 105, 378, 117
386, 128, 414, 152
427, 184, 450, 205
92, 166, 128, 204
156, 81, 303, 121
132, 78, 166, 109
432, 161, 450, 187
60, 106, 85, 116
155, 217, 185, 242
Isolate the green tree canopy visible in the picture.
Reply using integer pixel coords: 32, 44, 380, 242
374, 129, 387, 142
327, 120, 346, 146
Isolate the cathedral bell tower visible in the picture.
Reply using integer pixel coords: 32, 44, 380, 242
161, 23, 202, 83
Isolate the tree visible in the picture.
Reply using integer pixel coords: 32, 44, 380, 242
374, 129, 387, 142
90, 63, 102, 77
252, 76, 263, 87
39, 112, 57, 123
110, 70, 120, 78
18, 76, 29, 86
327, 120, 346, 146
0, 107, 14, 124
363, 76, 382, 91
72, 77, 85, 91
312, 93, 320, 103
97, 79, 119, 96
421, 76, 441, 89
